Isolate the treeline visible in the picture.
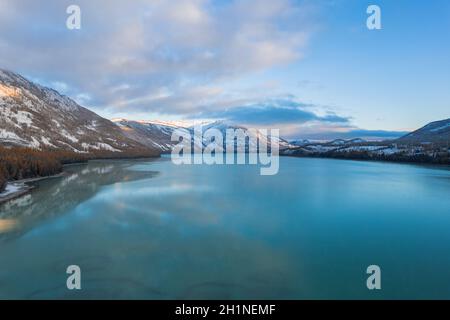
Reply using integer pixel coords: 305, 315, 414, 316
0, 165, 7, 193
0, 147, 83, 192
0, 146, 159, 192
287, 149, 450, 165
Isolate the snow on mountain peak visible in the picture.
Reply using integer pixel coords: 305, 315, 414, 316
0, 70, 155, 154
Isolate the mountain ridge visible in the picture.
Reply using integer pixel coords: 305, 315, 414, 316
113, 118, 292, 153
1, 69, 448, 157
0, 69, 158, 155
397, 118, 450, 144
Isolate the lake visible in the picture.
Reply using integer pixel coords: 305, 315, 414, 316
1, 156, 450, 299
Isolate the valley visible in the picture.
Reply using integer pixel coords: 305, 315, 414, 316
1, 69, 449, 196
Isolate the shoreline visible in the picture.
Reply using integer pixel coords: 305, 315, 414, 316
0, 156, 160, 205
2, 154, 449, 205
0, 172, 68, 205
0, 152, 161, 204
280, 152, 450, 167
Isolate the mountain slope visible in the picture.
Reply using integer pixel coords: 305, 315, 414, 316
397, 118, 450, 144
113, 119, 188, 152
281, 118, 450, 164
0, 69, 156, 154
113, 119, 292, 153
200, 120, 291, 151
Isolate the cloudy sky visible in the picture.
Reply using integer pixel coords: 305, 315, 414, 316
0, 0, 449, 140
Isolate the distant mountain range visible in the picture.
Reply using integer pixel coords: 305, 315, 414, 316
0, 70, 449, 158
282, 120, 450, 164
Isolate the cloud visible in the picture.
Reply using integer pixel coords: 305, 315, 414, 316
0, 0, 317, 116
185, 97, 407, 141
339, 129, 409, 140
281, 122, 409, 141
193, 98, 350, 125
186, 102, 406, 141
297, 130, 408, 141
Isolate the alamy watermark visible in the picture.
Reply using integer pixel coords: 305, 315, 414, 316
66, 265, 81, 290
170, 125, 280, 176
367, 5, 382, 30
65, 4, 381, 31
366, 265, 381, 290
66, 5, 81, 30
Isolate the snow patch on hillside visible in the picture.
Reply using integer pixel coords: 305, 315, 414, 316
430, 123, 450, 132
81, 142, 121, 152
13, 110, 33, 126
61, 130, 79, 143
0, 129, 25, 142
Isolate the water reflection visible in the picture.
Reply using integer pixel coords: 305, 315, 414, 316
1, 157, 450, 299
0, 219, 19, 233
0, 160, 159, 241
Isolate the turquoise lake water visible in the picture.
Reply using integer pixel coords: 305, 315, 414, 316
1, 156, 450, 299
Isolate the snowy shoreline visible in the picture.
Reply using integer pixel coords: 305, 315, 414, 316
0, 172, 66, 204
0, 182, 32, 204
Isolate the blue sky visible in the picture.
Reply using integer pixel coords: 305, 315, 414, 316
288, 0, 450, 133
0, 0, 449, 140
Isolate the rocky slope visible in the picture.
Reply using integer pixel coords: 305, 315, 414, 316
113, 119, 189, 152
0, 69, 156, 154
113, 119, 292, 153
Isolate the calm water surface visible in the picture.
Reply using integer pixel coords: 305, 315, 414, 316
1, 157, 450, 299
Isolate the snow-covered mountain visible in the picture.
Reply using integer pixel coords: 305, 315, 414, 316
281, 119, 449, 163
0, 69, 152, 153
113, 119, 292, 153
397, 118, 450, 144
199, 120, 291, 151
112, 119, 189, 152
326, 138, 366, 146
290, 139, 311, 146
